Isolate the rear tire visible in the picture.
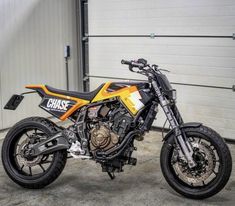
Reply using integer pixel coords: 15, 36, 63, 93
1, 117, 67, 189
160, 125, 232, 199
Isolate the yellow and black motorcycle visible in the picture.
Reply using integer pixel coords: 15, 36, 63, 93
1, 59, 232, 199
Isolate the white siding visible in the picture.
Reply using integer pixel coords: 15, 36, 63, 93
88, 0, 235, 139
0, 0, 78, 129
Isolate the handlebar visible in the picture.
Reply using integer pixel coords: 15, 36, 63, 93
121, 58, 161, 78
121, 58, 169, 77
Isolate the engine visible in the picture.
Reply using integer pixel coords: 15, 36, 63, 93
86, 102, 143, 175
89, 124, 119, 151
87, 103, 133, 155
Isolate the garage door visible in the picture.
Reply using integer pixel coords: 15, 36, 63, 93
87, 0, 235, 139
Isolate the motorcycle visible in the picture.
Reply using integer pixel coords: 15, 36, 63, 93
1, 58, 232, 199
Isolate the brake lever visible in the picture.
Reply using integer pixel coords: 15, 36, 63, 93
129, 65, 143, 73
129, 65, 134, 72
159, 68, 170, 72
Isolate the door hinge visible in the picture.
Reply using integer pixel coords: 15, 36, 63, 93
83, 76, 89, 82
82, 37, 88, 42
232, 85, 235, 92
233, 33, 235, 40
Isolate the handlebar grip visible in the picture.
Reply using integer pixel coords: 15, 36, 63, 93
121, 59, 131, 65
131, 62, 143, 67
121, 59, 143, 67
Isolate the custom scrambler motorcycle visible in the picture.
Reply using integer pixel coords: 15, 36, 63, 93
2, 59, 232, 199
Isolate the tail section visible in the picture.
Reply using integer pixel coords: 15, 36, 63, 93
25, 84, 89, 120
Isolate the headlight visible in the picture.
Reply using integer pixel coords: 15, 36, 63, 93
164, 89, 177, 102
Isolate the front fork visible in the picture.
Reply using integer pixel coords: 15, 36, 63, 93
152, 81, 196, 168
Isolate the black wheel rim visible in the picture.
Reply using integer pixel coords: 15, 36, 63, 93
169, 132, 222, 189
8, 127, 55, 179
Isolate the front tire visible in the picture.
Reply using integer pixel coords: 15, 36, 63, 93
160, 125, 232, 199
1, 117, 67, 189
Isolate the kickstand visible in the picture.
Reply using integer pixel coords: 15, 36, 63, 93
107, 172, 115, 180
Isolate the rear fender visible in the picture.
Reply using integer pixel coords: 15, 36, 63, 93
163, 122, 202, 142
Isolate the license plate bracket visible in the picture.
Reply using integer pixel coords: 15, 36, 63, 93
4, 94, 24, 110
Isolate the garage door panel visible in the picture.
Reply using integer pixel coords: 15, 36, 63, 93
91, 52, 235, 69
154, 108, 235, 139
172, 86, 235, 114
91, 19, 235, 33
89, 0, 235, 35
89, 39, 235, 68
163, 65, 235, 79
178, 103, 235, 121
90, 0, 235, 10
91, 5, 235, 20
90, 42, 235, 58
167, 74, 234, 88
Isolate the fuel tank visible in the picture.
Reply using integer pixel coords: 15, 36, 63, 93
92, 81, 153, 115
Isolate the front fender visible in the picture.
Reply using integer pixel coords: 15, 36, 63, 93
163, 122, 202, 141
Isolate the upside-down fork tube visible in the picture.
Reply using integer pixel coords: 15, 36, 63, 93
151, 80, 196, 168
95, 130, 141, 160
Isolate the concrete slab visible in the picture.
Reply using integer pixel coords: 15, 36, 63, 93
0, 130, 234, 206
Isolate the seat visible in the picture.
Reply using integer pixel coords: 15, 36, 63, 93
45, 84, 104, 101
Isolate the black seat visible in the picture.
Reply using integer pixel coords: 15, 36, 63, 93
45, 84, 104, 101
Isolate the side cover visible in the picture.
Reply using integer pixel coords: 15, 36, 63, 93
25, 85, 89, 120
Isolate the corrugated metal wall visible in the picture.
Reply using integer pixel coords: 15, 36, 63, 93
88, 0, 235, 139
0, 0, 79, 129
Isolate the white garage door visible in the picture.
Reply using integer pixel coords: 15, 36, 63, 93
88, 0, 235, 139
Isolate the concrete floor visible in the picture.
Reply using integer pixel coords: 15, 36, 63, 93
0, 130, 234, 206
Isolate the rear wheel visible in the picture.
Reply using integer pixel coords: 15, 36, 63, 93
1, 117, 67, 189
160, 125, 232, 199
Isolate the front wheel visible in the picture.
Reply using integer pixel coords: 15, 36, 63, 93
160, 125, 232, 199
